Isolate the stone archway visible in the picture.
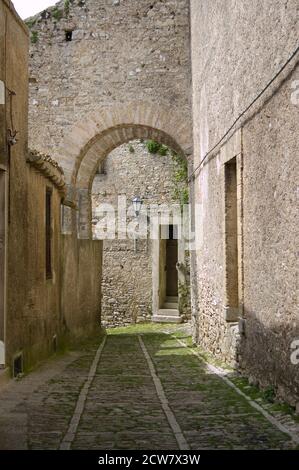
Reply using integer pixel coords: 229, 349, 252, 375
58, 101, 192, 326
57, 101, 192, 221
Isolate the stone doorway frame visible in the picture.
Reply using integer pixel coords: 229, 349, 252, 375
152, 223, 186, 319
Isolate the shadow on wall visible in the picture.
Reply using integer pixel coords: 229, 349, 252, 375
236, 310, 299, 407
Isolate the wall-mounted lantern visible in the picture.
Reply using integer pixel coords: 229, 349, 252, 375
132, 196, 143, 217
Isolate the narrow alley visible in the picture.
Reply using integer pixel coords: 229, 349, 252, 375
0, 325, 297, 451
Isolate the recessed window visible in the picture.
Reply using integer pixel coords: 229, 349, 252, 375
224, 157, 239, 315
65, 31, 73, 42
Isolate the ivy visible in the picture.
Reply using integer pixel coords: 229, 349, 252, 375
146, 140, 161, 154
158, 144, 168, 156
145, 140, 169, 156
171, 151, 189, 207
143, 141, 189, 207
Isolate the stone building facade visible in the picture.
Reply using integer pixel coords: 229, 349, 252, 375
92, 140, 191, 327
0, 0, 102, 384
27, 0, 191, 159
9, 0, 297, 409
0, 0, 64, 376
190, 0, 299, 406
26, 0, 193, 328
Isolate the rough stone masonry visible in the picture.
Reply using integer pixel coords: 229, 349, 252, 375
26, 0, 299, 410
92, 140, 191, 327
27, 0, 192, 157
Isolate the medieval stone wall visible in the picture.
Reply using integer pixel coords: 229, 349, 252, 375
0, 0, 103, 377
92, 139, 189, 327
190, 0, 299, 405
27, 0, 191, 158
0, 0, 64, 371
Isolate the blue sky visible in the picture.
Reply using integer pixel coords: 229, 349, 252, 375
12, 0, 58, 19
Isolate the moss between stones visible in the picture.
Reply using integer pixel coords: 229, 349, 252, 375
230, 375, 299, 424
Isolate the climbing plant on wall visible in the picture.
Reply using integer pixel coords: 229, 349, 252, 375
144, 140, 189, 208
171, 151, 189, 207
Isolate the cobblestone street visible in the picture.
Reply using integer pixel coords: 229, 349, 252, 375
0, 324, 298, 450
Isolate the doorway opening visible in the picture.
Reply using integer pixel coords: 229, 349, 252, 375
154, 224, 180, 322
165, 225, 178, 299
224, 157, 239, 322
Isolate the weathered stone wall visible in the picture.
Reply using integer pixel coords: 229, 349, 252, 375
0, 0, 63, 372
0, 0, 103, 377
190, 0, 299, 405
18, 166, 63, 369
27, 0, 191, 159
61, 229, 102, 338
92, 139, 189, 327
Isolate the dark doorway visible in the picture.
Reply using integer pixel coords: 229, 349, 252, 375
166, 225, 178, 297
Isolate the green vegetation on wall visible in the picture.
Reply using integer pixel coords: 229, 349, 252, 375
171, 151, 189, 206
143, 140, 189, 207
64, 0, 70, 16
145, 140, 169, 157
178, 281, 190, 314
26, 19, 36, 29
31, 31, 39, 44
146, 140, 161, 154
52, 7, 63, 21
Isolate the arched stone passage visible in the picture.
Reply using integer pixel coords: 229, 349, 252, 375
58, 101, 192, 238
81, 125, 186, 192
58, 102, 192, 191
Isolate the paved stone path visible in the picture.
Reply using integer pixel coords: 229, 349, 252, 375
0, 325, 297, 450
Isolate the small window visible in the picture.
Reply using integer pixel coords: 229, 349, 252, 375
65, 31, 73, 42
46, 188, 52, 279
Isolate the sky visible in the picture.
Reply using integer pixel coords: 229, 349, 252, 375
12, 0, 58, 19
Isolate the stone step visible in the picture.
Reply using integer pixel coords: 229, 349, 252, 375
158, 308, 180, 317
166, 296, 178, 303
152, 315, 182, 324
163, 302, 178, 309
